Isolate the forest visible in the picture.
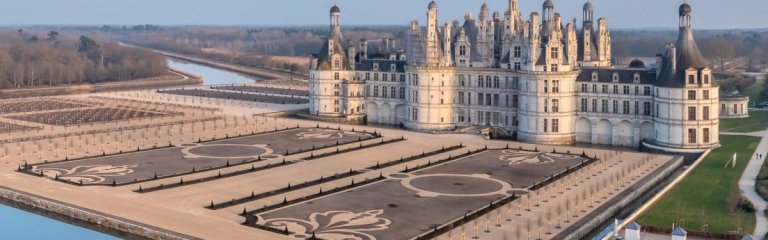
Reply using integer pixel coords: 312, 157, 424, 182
0, 29, 168, 89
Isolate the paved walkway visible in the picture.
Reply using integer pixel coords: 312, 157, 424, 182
733, 130, 768, 238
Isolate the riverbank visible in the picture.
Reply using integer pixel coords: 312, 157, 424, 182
0, 68, 202, 99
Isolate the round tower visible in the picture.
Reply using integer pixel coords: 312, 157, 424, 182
651, 3, 720, 150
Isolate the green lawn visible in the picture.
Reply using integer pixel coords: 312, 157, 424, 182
637, 135, 759, 234
720, 111, 768, 133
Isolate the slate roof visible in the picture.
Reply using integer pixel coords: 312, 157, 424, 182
625, 221, 641, 230
356, 59, 407, 72
576, 67, 657, 85
672, 227, 687, 236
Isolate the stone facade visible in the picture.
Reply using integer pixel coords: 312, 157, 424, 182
308, 1, 738, 151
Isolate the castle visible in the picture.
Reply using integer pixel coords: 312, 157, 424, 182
308, 1, 748, 151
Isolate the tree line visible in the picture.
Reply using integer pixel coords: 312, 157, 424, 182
0, 30, 167, 89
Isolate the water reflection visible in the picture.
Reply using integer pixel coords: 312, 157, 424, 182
0, 203, 116, 240
167, 58, 257, 85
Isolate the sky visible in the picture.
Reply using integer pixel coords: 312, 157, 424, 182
1, 0, 767, 29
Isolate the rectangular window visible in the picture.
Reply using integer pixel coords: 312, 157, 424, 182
581, 84, 587, 93
543, 119, 548, 133
602, 85, 608, 94
514, 46, 522, 58
703, 128, 710, 143
644, 87, 651, 96
493, 94, 500, 107
592, 84, 597, 93
374, 86, 379, 97
382, 87, 388, 98
688, 90, 696, 100
551, 64, 558, 72
703, 106, 710, 120
703, 90, 709, 99
478, 93, 484, 106
486, 93, 492, 106
643, 102, 652, 116
623, 86, 630, 95
544, 99, 548, 112
688, 107, 696, 121
613, 100, 619, 114
399, 87, 405, 99
553, 80, 560, 93
688, 75, 695, 84
512, 95, 519, 108
374, 73, 379, 81
400, 74, 406, 82
623, 101, 630, 114
382, 74, 388, 82
512, 77, 520, 90
544, 80, 548, 93
552, 99, 559, 113
477, 76, 484, 88
613, 85, 619, 94
552, 119, 559, 133
514, 62, 521, 70
581, 98, 588, 112
551, 47, 559, 59
635, 101, 639, 115
635, 86, 639, 95
458, 92, 465, 104
493, 77, 500, 88
601, 100, 608, 113
390, 86, 396, 98
592, 99, 598, 113
688, 128, 697, 144
467, 92, 472, 105
704, 75, 710, 84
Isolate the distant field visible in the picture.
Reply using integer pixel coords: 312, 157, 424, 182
268, 55, 308, 65
720, 111, 768, 133
637, 135, 759, 235
200, 48, 308, 65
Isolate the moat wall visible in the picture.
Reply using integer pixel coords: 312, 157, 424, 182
0, 186, 199, 240
555, 156, 684, 240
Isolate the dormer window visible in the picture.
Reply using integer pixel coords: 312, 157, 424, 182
390, 64, 397, 72
550, 47, 559, 59
591, 72, 598, 81
612, 73, 619, 82
373, 63, 380, 71
688, 75, 695, 84
703, 74, 710, 84
332, 55, 341, 70
633, 73, 641, 83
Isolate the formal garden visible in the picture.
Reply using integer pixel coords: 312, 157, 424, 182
637, 135, 760, 237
